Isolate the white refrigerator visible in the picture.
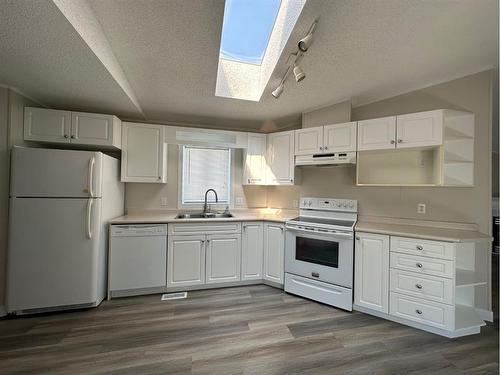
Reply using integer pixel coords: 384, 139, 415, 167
7, 147, 124, 314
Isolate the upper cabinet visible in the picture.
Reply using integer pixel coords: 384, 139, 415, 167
357, 110, 445, 151
121, 122, 167, 183
24, 107, 121, 150
295, 127, 323, 155
357, 116, 397, 151
71, 111, 121, 147
324, 122, 357, 152
295, 122, 357, 155
267, 130, 296, 185
24, 107, 71, 144
396, 111, 443, 149
243, 133, 267, 185
356, 110, 474, 187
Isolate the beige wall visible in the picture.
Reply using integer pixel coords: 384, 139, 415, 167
0, 87, 9, 310
125, 146, 267, 212
268, 70, 494, 236
302, 99, 351, 128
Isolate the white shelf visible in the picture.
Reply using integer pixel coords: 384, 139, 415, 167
456, 269, 487, 287
455, 304, 485, 330
444, 127, 474, 141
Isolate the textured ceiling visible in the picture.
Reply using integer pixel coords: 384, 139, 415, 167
0, 0, 498, 131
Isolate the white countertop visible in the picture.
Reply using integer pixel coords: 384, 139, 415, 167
355, 219, 492, 243
110, 208, 298, 225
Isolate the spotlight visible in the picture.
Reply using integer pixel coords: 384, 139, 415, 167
293, 65, 305, 82
272, 83, 284, 98
298, 21, 318, 52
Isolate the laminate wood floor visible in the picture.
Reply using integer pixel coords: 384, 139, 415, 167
0, 285, 498, 374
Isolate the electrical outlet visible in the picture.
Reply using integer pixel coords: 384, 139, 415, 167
417, 203, 426, 214
160, 197, 168, 206
235, 197, 244, 206
292, 200, 299, 208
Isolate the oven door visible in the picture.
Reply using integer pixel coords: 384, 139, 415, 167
285, 225, 353, 288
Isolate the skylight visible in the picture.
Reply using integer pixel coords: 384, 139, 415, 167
215, 0, 307, 102
220, 0, 281, 65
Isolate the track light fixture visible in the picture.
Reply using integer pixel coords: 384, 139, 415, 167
271, 20, 318, 99
298, 21, 318, 52
293, 64, 305, 82
272, 83, 284, 98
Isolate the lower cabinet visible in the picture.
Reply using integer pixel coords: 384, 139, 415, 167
167, 235, 206, 288
241, 222, 264, 280
354, 232, 390, 313
166, 221, 285, 290
263, 222, 285, 284
206, 234, 241, 284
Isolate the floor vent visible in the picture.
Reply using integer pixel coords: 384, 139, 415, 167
161, 292, 187, 301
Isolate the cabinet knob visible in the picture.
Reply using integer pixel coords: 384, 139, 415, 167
290, 178, 293, 182
415, 284, 423, 289
158, 176, 162, 180
64, 134, 69, 138
324, 146, 328, 150
397, 139, 403, 143
319, 147, 323, 151
416, 263, 423, 268
248, 179, 250, 183
71, 135, 75, 139
416, 245, 423, 251
390, 140, 395, 144
415, 309, 423, 315
355, 236, 360, 240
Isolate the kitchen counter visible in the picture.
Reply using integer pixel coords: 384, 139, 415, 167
110, 208, 298, 225
355, 217, 492, 243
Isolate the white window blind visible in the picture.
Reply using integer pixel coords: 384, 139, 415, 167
181, 146, 231, 204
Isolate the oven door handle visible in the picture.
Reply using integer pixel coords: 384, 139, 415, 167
285, 225, 353, 239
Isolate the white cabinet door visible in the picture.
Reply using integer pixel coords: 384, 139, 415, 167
354, 232, 389, 313
121, 122, 166, 183
241, 222, 264, 280
294, 126, 323, 155
396, 110, 443, 149
324, 122, 357, 152
357, 116, 396, 151
206, 234, 241, 284
167, 235, 205, 288
263, 222, 285, 284
24, 107, 71, 143
71, 112, 121, 148
243, 133, 267, 185
267, 130, 295, 185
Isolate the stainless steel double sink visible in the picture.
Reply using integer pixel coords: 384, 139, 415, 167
175, 212, 234, 219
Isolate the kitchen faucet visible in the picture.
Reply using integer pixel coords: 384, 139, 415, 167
203, 189, 218, 215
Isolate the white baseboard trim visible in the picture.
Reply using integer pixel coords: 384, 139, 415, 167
0, 305, 6, 318
476, 308, 494, 322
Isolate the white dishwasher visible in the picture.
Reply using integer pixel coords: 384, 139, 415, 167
109, 224, 168, 298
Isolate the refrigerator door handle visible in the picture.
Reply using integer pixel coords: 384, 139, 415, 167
88, 156, 95, 197
86, 199, 93, 239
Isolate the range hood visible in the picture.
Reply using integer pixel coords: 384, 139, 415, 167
295, 152, 357, 166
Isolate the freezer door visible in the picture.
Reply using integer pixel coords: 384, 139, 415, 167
10, 147, 103, 198
6, 197, 102, 312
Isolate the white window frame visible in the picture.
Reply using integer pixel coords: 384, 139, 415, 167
177, 145, 235, 210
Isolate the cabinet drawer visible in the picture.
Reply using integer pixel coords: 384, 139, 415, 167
390, 252, 453, 278
168, 222, 241, 236
390, 236, 454, 260
390, 269, 453, 305
390, 292, 453, 330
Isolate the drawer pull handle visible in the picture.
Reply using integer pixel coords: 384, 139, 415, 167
415, 284, 423, 289
416, 245, 423, 250
311, 272, 319, 278
415, 309, 423, 315
416, 263, 423, 268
